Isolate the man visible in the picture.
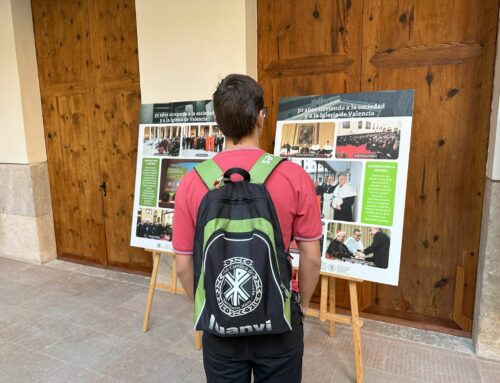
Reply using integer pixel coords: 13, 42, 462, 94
345, 229, 364, 254
357, 227, 390, 269
313, 180, 323, 196
325, 231, 352, 260
331, 174, 357, 222
173, 74, 321, 383
321, 175, 336, 219
322, 140, 333, 155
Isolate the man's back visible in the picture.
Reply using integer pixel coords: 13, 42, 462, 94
172, 147, 321, 256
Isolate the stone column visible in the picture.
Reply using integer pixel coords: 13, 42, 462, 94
473, 13, 500, 361
0, 0, 56, 264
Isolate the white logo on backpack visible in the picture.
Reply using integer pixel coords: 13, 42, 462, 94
215, 257, 262, 317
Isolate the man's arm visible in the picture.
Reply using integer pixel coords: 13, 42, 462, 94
296, 240, 321, 312
363, 234, 382, 255
175, 255, 194, 301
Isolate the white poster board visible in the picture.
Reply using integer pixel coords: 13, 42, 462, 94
274, 90, 414, 285
130, 100, 222, 251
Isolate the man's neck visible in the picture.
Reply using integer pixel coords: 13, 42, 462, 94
224, 131, 260, 150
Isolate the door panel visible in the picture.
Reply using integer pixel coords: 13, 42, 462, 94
361, 0, 498, 330
32, 0, 150, 271
32, 0, 107, 265
258, 0, 364, 151
98, 86, 149, 271
89, 0, 149, 271
258, 0, 499, 331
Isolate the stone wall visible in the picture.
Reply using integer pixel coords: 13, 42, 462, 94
0, 162, 56, 264
473, 178, 500, 359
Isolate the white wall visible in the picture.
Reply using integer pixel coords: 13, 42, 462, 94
0, 0, 45, 165
135, 0, 257, 104
0, 0, 28, 164
11, 0, 46, 164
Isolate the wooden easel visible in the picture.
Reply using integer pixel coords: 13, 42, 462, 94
306, 273, 365, 383
142, 251, 202, 350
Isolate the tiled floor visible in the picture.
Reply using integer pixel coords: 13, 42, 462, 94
0, 257, 499, 383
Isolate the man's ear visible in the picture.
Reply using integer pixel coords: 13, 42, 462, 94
256, 112, 265, 129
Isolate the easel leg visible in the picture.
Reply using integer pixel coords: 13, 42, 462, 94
172, 253, 177, 294
143, 252, 161, 332
320, 275, 328, 322
194, 330, 202, 350
349, 281, 364, 383
329, 277, 336, 336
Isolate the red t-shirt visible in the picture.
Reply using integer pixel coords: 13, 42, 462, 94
172, 147, 322, 290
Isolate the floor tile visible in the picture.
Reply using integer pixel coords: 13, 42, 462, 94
0, 341, 67, 383
19, 291, 84, 319
43, 327, 135, 371
332, 359, 426, 383
36, 364, 122, 383
164, 329, 203, 363
302, 349, 336, 383
0, 278, 47, 306
380, 338, 482, 383
61, 301, 140, 333
98, 342, 195, 382
183, 366, 206, 383
0, 264, 66, 287
0, 314, 80, 351
476, 358, 500, 383
0, 302, 38, 329
112, 315, 194, 350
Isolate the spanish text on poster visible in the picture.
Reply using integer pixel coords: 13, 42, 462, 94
274, 90, 414, 285
130, 100, 224, 251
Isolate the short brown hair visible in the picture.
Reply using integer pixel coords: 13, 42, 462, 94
213, 74, 264, 144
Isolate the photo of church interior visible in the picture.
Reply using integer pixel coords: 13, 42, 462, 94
279, 122, 335, 158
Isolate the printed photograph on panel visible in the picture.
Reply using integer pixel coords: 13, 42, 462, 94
142, 125, 182, 157
335, 119, 401, 159
323, 223, 391, 269
135, 208, 174, 242
157, 159, 202, 209
279, 122, 335, 158
290, 159, 362, 222
181, 125, 224, 158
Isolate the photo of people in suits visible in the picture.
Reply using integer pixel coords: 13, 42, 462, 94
135, 208, 174, 242
335, 118, 401, 160
181, 125, 224, 158
142, 125, 181, 157
290, 159, 362, 222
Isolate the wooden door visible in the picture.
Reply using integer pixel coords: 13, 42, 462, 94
88, 1, 150, 272
32, 0, 108, 266
258, 0, 499, 332
32, 0, 151, 272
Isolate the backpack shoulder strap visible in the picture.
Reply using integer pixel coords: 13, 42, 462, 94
250, 153, 285, 184
194, 159, 223, 190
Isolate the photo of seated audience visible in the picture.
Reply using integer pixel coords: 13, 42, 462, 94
335, 119, 401, 159
142, 125, 181, 157
157, 159, 201, 208
279, 122, 335, 158
135, 208, 174, 241
290, 159, 362, 223
181, 125, 224, 158
323, 223, 391, 269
